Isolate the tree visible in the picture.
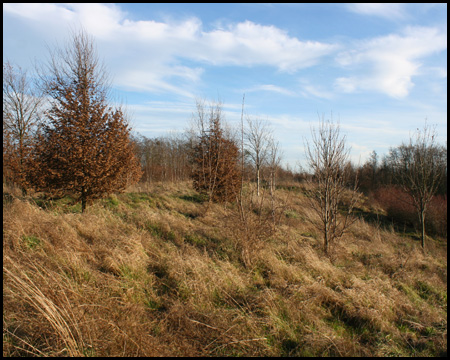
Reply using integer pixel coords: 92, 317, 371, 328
304, 116, 359, 255
31, 30, 142, 212
3, 61, 44, 193
357, 150, 378, 194
387, 123, 446, 249
267, 138, 282, 195
245, 116, 273, 197
132, 132, 192, 185
191, 99, 241, 203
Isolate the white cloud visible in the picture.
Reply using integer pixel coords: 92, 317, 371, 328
3, 3, 75, 22
299, 80, 335, 100
114, 68, 197, 99
334, 77, 357, 93
346, 3, 406, 20
335, 26, 447, 98
68, 3, 124, 39
244, 84, 296, 96
200, 21, 337, 72
4, 3, 337, 78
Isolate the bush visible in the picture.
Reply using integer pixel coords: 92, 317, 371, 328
427, 195, 447, 237
373, 186, 417, 230
373, 187, 447, 238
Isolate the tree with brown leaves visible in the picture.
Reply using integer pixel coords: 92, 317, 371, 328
191, 100, 241, 203
30, 31, 141, 212
3, 61, 44, 194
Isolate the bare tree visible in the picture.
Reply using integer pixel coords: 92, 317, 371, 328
245, 116, 272, 197
3, 61, 44, 193
388, 123, 446, 249
304, 116, 359, 255
30, 30, 142, 212
267, 138, 282, 195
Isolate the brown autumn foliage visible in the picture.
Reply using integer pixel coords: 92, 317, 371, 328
427, 194, 447, 237
374, 186, 447, 237
191, 105, 241, 203
29, 31, 141, 212
3, 61, 44, 194
374, 186, 417, 227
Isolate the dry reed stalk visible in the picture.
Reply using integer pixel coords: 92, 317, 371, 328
3, 257, 85, 356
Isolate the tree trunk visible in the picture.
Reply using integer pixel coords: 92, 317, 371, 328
81, 188, 86, 213
420, 210, 426, 249
256, 166, 260, 197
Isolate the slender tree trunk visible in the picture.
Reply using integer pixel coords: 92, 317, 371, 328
81, 187, 86, 213
420, 210, 426, 249
19, 135, 28, 196
256, 165, 260, 197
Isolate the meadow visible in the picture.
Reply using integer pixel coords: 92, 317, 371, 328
3, 180, 447, 356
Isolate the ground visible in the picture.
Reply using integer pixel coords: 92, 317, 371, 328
3, 181, 447, 356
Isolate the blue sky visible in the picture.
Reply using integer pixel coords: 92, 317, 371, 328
3, 3, 447, 168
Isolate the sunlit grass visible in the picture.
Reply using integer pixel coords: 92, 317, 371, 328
3, 181, 447, 356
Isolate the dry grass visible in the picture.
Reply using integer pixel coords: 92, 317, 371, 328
3, 181, 447, 356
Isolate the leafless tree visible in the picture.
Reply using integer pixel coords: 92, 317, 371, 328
388, 123, 446, 249
245, 116, 272, 197
304, 116, 359, 255
3, 61, 44, 193
267, 138, 282, 195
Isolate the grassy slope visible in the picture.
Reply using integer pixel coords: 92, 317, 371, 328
3, 181, 447, 357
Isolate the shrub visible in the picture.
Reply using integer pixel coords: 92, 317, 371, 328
373, 186, 416, 230
374, 186, 447, 238
426, 195, 447, 237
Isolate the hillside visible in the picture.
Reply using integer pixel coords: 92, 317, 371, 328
3, 181, 447, 357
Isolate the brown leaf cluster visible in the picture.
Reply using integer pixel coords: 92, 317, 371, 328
191, 114, 241, 203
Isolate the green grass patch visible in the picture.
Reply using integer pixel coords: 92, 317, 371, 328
126, 192, 156, 208
179, 193, 208, 203
144, 297, 166, 311
22, 235, 41, 249
119, 264, 140, 280
397, 283, 423, 304
185, 233, 207, 246
146, 222, 177, 242
284, 210, 299, 219
33, 195, 82, 213
415, 280, 447, 308
104, 194, 120, 209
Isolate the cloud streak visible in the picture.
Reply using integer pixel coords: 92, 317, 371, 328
335, 26, 447, 98
346, 3, 406, 20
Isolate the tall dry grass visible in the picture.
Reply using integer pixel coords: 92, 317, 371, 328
3, 181, 447, 356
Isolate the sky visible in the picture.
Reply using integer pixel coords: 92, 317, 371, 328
3, 3, 447, 169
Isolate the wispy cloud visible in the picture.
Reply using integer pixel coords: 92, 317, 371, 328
244, 84, 296, 96
346, 3, 406, 20
3, 2, 76, 21
334, 26, 447, 98
298, 80, 335, 100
